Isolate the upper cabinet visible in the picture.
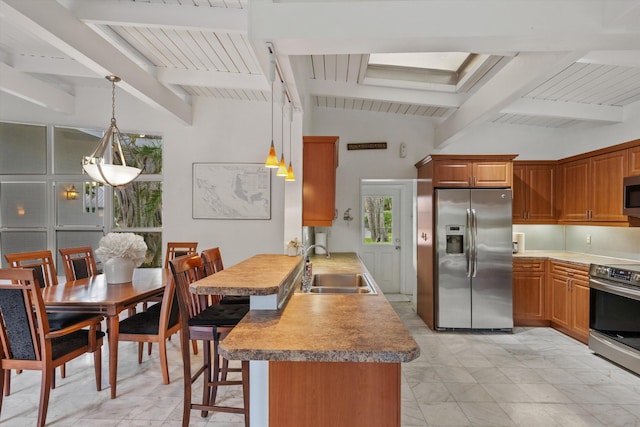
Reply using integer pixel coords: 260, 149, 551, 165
429, 155, 516, 188
512, 162, 557, 223
302, 136, 339, 227
630, 145, 640, 176
559, 150, 628, 223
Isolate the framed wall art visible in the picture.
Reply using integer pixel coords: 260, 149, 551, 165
192, 163, 271, 219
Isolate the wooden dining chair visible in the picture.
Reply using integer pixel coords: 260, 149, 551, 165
3, 250, 103, 394
115, 272, 181, 384
59, 246, 99, 282
164, 242, 198, 268
201, 247, 249, 306
169, 254, 249, 427
0, 267, 104, 427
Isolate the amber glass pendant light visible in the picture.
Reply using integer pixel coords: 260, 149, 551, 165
264, 69, 279, 168
285, 102, 296, 181
276, 88, 288, 177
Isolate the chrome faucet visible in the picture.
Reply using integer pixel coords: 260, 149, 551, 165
301, 244, 330, 292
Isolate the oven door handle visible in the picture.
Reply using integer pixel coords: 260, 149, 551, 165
590, 277, 640, 302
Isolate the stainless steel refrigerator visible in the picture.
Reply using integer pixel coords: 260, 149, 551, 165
435, 188, 513, 330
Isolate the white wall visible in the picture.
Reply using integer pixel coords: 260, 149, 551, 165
0, 88, 296, 267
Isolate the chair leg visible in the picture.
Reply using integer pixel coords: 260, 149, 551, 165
210, 339, 221, 407
38, 368, 53, 427
3, 369, 10, 396
0, 368, 4, 414
191, 339, 198, 355
138, 342, 144, 364
148, 342, 153, 356
201, 339, 212, 418
94, 344, 102, 392
180, 331, 192, 427
60, 363, 66, 378
242, 360, 250, 427
159, 339, 170, 385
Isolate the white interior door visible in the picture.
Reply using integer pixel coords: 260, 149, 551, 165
359, 184, 402, 294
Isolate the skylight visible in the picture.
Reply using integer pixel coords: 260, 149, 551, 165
368, 52, 471, 73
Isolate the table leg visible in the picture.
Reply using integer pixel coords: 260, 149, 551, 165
108, 315, 119, 399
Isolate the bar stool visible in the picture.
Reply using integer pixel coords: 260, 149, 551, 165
169, 253, 249, 427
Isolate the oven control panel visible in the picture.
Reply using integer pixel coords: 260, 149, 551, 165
591, 264, 640, 287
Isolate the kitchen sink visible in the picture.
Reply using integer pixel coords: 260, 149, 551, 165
307, 273, 378, 295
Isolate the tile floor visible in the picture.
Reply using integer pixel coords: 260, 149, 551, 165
2, 298, 640, 426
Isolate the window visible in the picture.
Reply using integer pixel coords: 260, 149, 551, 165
0, 122, 163, 269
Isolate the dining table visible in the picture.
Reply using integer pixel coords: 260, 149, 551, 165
41, 267, 170, 399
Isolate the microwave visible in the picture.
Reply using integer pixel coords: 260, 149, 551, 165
624, 175, 640, 217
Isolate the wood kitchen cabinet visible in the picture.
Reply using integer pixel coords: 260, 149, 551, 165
513, 258, 548, 326
548, 261, 590, 344
303, 136, 338, 226
559, 149, 628, 223
512, 162, 557, 223
630, 145, 640, 175
430, 154, 516, 188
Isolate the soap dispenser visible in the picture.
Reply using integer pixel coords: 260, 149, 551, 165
302, 256, 313, 292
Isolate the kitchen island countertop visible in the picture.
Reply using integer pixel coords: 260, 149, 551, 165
218, 252, 420, 363
513, 250, 638, 266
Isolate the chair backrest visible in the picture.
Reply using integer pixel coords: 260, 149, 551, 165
169, 253, 209, 322
201, 247, 224, 277
164, 242, 198, 268
4, 250, 58, 288
59, 246, 99, 282
0, 268, 50, 362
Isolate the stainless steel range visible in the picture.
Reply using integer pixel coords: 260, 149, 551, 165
589, 263, 640, 375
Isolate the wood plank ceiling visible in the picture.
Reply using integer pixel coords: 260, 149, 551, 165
1, 0, 640, 143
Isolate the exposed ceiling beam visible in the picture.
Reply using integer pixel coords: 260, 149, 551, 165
502, 98, 624, 124
0, 62, 74, 113
306, 79, 462, 108
251, 0, 640, 55
66, 0, 247, 33
1, 0, 192, 125
435, 51, 586, 148
9, 55, 97, 78
157, 68, 269, 91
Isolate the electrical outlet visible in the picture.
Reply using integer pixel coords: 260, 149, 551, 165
586, 234, 591, 244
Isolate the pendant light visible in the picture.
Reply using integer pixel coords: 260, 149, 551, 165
285, 101, 296, 182
276, 86, 288, 177
82, 75, 142, 186
264, 57, 279, 168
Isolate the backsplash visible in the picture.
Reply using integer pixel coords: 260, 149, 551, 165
513, 224, 640, 262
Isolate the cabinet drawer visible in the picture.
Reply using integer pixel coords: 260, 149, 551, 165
549, 261, 589, 281
513, 259, 545, 272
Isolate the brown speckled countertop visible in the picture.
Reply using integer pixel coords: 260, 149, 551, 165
513, 251, 638, 266
218, 253, 420, 363
189, 254, 302, 296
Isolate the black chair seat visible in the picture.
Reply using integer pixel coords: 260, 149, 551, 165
188, 303, 249, 327
220, 296, 250, 305
47, 312, 101, 331
118, 303, 179, 335
51, 329, 105, 360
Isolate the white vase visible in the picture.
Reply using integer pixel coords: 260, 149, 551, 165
103, 257, 136, 284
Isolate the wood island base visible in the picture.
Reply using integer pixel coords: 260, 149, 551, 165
269, 361, 401, 427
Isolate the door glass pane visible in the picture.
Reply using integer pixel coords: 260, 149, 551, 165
114, 182, 162, 228
0, 122, 46, 174
56, 230, 104, 272
0, 182, 47, 227
362, 196, 393, 244
56, 181, 104, 226
54, 127, 101, 174
0, 231, 47, 267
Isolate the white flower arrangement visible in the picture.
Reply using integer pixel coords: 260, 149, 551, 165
95, 232, 147, 267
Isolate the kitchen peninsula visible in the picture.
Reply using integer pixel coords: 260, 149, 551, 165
190, 252, 419, 427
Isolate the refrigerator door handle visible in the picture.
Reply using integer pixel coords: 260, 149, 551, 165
466, 208, 472, 277
471, 208, 478, 277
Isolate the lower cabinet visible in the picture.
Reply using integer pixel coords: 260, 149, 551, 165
513, 259, 548, 326
548, 261, 590, 344
269, 361, 401, 427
